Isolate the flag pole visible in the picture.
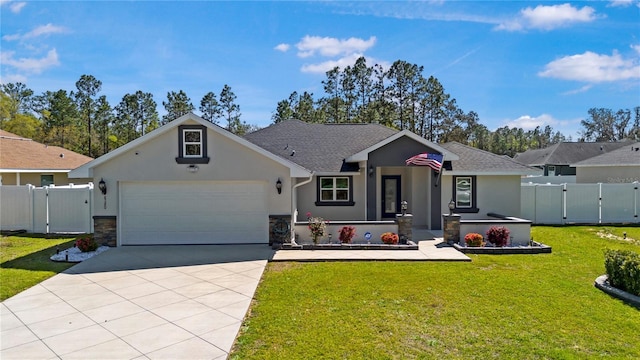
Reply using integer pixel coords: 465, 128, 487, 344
435, 167, 443, 187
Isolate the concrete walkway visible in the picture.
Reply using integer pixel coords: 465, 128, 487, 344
1, 245, 274, 360
1, 237, 468, 359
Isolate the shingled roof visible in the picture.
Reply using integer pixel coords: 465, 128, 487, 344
244, 120, 398, 172
0, 130, 93, 170
573, 142, 640, 166
440, 141, 540, 175
513, 141, 631, 166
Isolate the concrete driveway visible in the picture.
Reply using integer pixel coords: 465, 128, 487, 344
1, 245, 274, 360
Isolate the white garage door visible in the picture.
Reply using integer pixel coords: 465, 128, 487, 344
119, 181, 268, 245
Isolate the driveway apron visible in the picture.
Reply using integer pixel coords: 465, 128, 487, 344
1, 245, 274, 360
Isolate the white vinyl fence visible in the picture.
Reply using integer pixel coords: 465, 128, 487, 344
0, 184, 93, 233
521, 183, 640, 224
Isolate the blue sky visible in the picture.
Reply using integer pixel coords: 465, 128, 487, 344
1, 1, 639, 139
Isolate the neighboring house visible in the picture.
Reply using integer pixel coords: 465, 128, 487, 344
70, 113, 538, 246
513, 141, 630, 177
572, 142, 640, 183
0, 130, 93, 186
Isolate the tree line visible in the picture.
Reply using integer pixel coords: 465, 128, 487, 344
0, 77, 246, 158
1, 57, 638, 159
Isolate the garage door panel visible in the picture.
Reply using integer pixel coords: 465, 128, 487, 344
120, 181, 268, 245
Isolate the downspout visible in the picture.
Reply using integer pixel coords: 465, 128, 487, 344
291, 172, 314, 242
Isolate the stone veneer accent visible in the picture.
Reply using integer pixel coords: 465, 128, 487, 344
442, 214, 461, 245
93, 216, 117, 247
396, 214, 413, 244
269, 214, 291, 245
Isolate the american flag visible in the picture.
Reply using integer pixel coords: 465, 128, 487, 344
405, 153, 443, 172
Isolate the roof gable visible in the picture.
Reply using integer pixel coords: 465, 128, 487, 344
69, 113, 311, 178
0, 130, 93, 171
346, 130, 458, 162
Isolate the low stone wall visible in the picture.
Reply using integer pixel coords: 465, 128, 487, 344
293, 221, 397, 244
459, 216, 532, 246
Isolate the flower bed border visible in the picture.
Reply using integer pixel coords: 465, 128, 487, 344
279, 242, 418, 250
594, 275, 640, 309
453, 241, 552, 254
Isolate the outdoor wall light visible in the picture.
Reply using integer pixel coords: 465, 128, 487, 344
187, 164, 199, 173
368, 165, 374, 177
98, 178, 107, 195
276, 178, 283, 194
98, 178, 107, 209
401, 200, 408, 216
448, 199, 456, 215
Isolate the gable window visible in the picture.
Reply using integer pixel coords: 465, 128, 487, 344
184, 129, 202, 157
452, 175, 478, 213
176, 125, 210, 164
41, 174, 54, 187
315, 176, 354, 206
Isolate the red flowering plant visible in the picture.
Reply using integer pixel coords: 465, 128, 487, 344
338, 226, 357, 244
464, 233, 485, 247
381, 232, 399, 245
486, 226, 510, 247
75, 236, 98, 252
306, 212, 327, 244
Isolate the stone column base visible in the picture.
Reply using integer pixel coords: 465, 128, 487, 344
93, 216, 117, 247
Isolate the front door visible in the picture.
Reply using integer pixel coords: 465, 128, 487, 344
381, 175, 401, 218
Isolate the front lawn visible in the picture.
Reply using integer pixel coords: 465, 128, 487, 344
0, 234, 77, 301
231, 226, 640, 359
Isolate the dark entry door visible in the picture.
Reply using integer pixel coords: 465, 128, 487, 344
381, 175, 401, 218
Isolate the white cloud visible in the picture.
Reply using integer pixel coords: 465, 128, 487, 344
301, 54, 391, 74
504, 114, 558, 130
0, 49, 60, 74
0, 0, 26, 13
632, 44, 640, 54
561, 84, 593, 95
539, 50, 640, 82
496, 3, 598, 31
295, 35, 376, 58
607, 0, 635, 7
274, 43, 290, 52
3, 23, 68, 41
9, 1, 25, 13
0, 73, 28, 84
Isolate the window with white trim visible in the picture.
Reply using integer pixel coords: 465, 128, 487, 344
452, 175, 478, 213
315, 176, 354, 206
183, 129, 202, 157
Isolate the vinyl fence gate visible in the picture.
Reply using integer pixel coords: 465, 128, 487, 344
0, 184, 93, 234
521, 183, 640, 225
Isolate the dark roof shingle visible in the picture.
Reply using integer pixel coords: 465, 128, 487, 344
441, 142, 539, 174
513, 141, 631, 166
244, 120, 397, 172
573, 142, 640, 166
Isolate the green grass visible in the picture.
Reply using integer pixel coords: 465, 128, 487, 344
0, 234, 77, 301
231, 226, 640, 359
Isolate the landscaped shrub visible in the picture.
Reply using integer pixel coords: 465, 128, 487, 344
464, 233, 485, 247
381, 232, 399, 245
604, 249, 640, 297
306, 212, 327, 244
75, 236, 98, 252
486, 226, 510, 247
338, 226, 356, 244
